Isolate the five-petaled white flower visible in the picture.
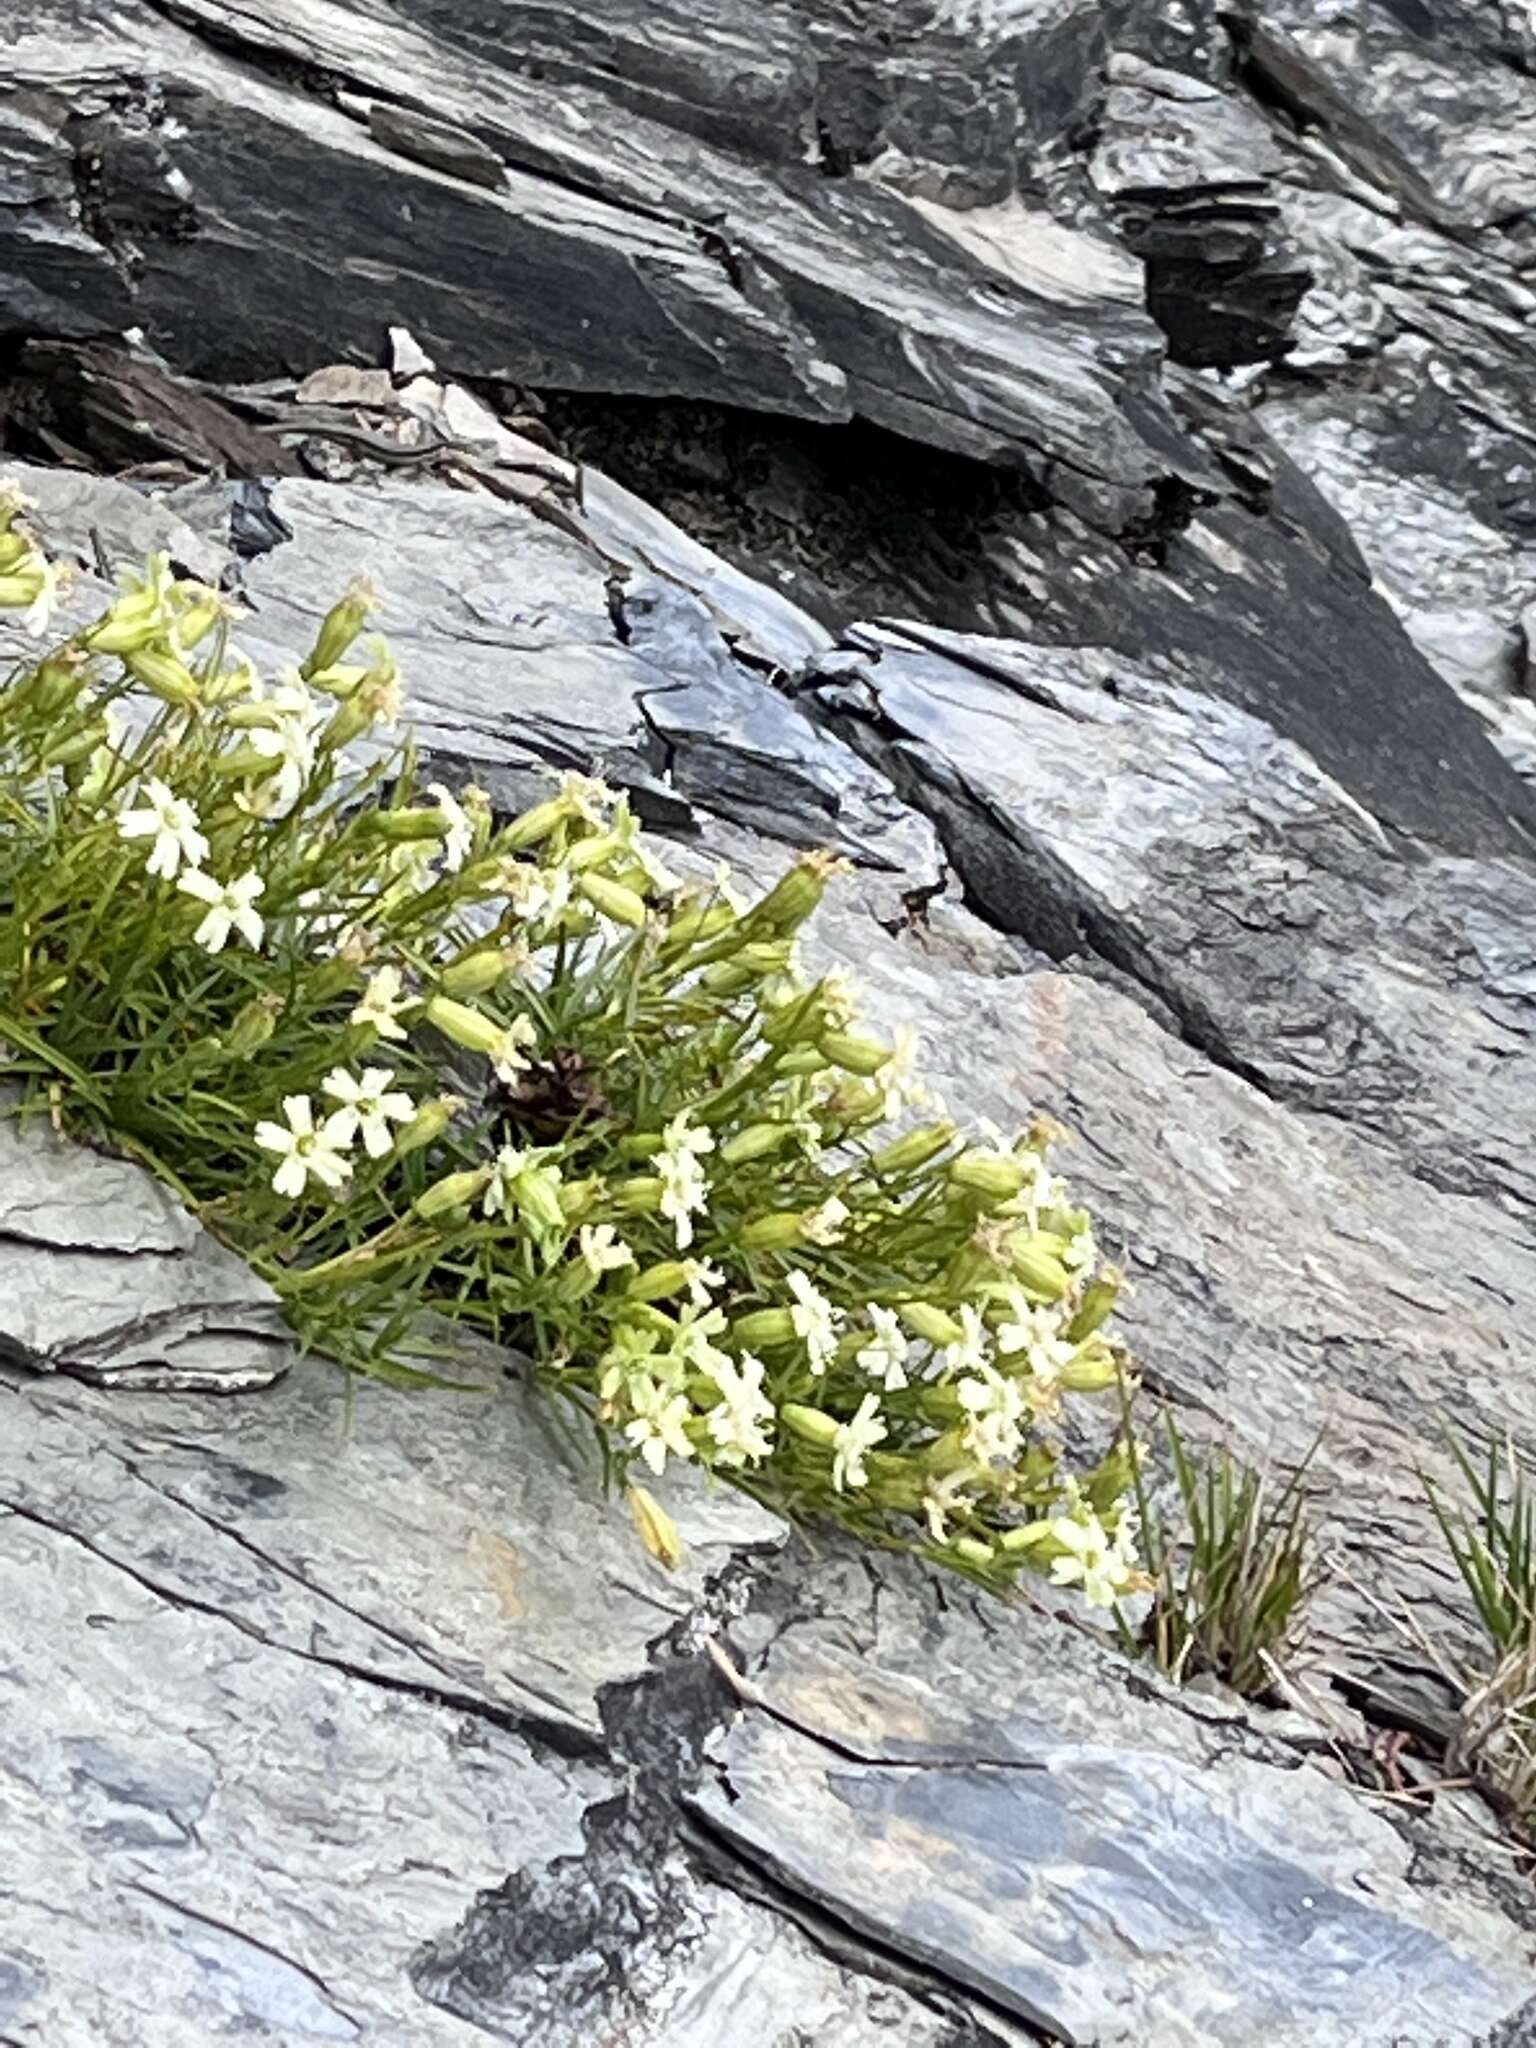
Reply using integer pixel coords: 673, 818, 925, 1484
254, 1094, 354, 1200
799, 1195, 850, 1246
656, 1110, 714, 1250
1049, 1512, 1134, 1610
322, 1066, 415, 1158
832, 1392, 887, 1493
426, 782, 475, 872
956, 1359, 1027, 1466
18, 551, 70, 638
922, 1469, 976, 1545
787, 1269, 843, 1376
704, 1351, 775, 1468
940, 1301, 991, 1379
680, 1258, 724, 1308
579, 1223, 635, 1278
351, 964, 412, 1041
177, 868, 265, 953
117, 779, 209, 880
994, 1293, 1075, 1387
491, 1014, 538, 1084
624, 1375, 695, 1477
855, 1303, 909, 1391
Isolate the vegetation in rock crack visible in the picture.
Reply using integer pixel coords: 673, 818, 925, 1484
0, 482, 1150, 1594
1118, 1388, 1317, 1699
1424, 1434, 1536, 1831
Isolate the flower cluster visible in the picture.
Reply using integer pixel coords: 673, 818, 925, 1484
0, 496, 1143, 1598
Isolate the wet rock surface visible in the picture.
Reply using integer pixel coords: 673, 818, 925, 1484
6, 0, 1536, 2042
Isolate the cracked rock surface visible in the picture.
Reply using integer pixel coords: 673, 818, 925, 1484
6, 0, 1536, 2041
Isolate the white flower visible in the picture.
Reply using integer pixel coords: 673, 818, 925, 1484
559, 770, 614, 824
832, 1392, 887, 1493
1049, 1512, 1134, 1610
117, 779, 209, 880
580, 1223, 635, 1277
855, 1304, 909, 1391
499, 861, 553, 921
680, 1258, 724, 1308
956, 1360, 1027, 1466
704, 1351, 775, 1467
18, 551, 69, 637
1062, 1224, 1098, 1274
922, 1469, 976, 1544
177, 868, 265, 953
624, 1375, 695, 1477
819, 967, 861, 1029
657, 1110, 715, 1251
253, 1094, 354, 1201
787, 1269, 843, 1376
1018, 1150, 1068, 1227
940, 1302, 991, 1379
491, 1015, 538, 1084
426, 782, 475, 872
351, 965, 412, 1041
878, 1025, 927, 1118
994, 1293, 1076, 1387
247, 677, 323, 811
483, 1143, 528, 1222
799, 1195, 850, 1246
322, 1066, 414, 1159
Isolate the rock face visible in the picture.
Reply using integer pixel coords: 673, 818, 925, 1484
5, 2, 1536, 2044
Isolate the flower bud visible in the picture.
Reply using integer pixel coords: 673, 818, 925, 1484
628, 1260, 692, 1302
303, 575, 376, 677
81, 591, 163, 655
1059, 1344, 1118, 1393
173, 589, 233, 649
998, 1520, 1055, 1555
733, 1307, 796, 1350
699, 960, 756, 997
951, 1536, 996, 1567
720, 1122, 790, 1165
557, 1177, 601, 1219
1008, 1236, 1071, 1301
578, 873, 648, 927
739, 1211, 805, 1251
124, 646, 201, 706
392, 1095, 464, 1159
611, 1175, 664, 1215
745, 851, 841, 937
424, 996, 502, 1055
42, 717, 110, 769
562, 830, 623, 873
438, 948, 515, 999
1067, 1267, 1122, 1342
662, 901, 737, 950
780, 1402, 840, 1447
948, 1150, 1027, 1201
776, 1046, 829, 1077
871, 1123, 957, 1176
627, 1484, 685, 1569
501, 797, 565, 851
899, 1301, 964, 1348
224, 993, 283, 1058
414, 1166, 491, 1220
317, 690, 380, 751
367, 807, 448, 844
819, 1030, 891, 1078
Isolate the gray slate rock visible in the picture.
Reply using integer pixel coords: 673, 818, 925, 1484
0, 1114, 291, 1392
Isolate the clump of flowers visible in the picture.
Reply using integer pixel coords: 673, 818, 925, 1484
0, 488, 1141, 1594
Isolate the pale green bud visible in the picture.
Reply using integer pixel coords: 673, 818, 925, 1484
734, 1307, 797, 1349
899, 1301, 964, 1348
627, 1484, 685, 1569
224, 993, 283, 1058
1067, 1268, 1122, 1342
948, 1150, 1027, 1201
304, 575, 376, 677
124, 645, 201, 706
820, 1030, 891, 1078
611, 1176, 664, 1215
577, 873, 648, 927
720, 1122, 790, 1165
628, 1260, 692, 1302
414, 1166, 491, 1220
438, 948, 515, 999
780, 1402, 840, 1447
424, 996, 502, 1055
871, 1123, 957, 1175
739, 1211, 805, 1251
367, 808, 448, 844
